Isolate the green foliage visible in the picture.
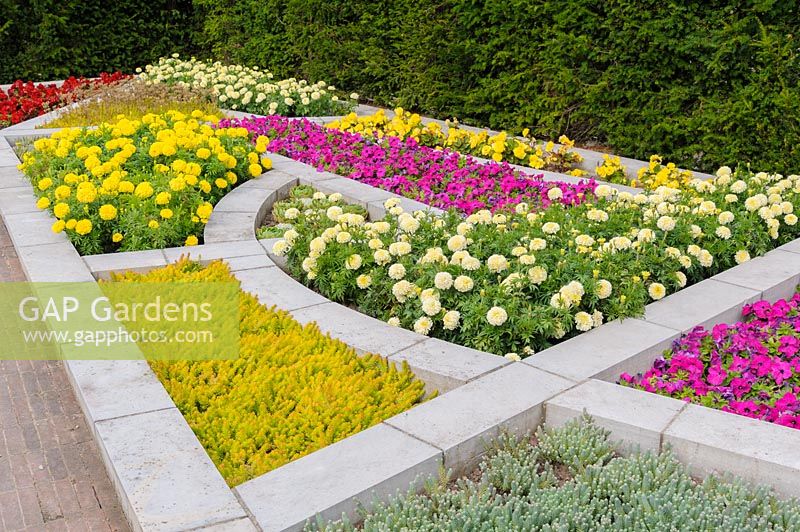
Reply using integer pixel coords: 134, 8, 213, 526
196, 0, 800, 174
0, 0, 200, 82
313, 416, 800, 530
5, 1, 798, 172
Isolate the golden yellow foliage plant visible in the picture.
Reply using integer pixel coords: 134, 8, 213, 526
109, 259, 427, 486
328, 108, 586, 176
17, 110, 272, 255
43, 78, 222, 128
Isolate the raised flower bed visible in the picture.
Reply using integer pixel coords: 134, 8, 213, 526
0, 72, 128, 128
41, 78, 222, 128
221, 115, 596, 213
266, 165, 800, 355
621, 291, 800, 429
139, 55, 358, 117
17, 110, 270, 254
316, 416, 800, 530
327, 108, 696, 190
110, 258, 426, 486
328, 108, 586, 176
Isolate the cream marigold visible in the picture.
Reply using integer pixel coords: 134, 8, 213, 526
486, 306, 508, 326
574, 311, 593, 332
648, 282, 667, 300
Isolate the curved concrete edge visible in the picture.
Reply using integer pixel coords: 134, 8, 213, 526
188, 151, 800, 520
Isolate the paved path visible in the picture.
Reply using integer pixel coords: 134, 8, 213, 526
0, 218, 129, 531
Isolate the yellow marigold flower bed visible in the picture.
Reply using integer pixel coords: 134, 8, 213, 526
110, 259, 426, 486
18, 110, 271, 255
328, 108, 586, 176
329, 109, 703, 191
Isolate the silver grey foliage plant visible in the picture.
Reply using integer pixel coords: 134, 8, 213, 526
312, 415, 800, 531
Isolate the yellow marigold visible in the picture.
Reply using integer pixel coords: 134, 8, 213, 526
98, 204, 118, 221
196, 202, 213, 219
134, 182, 154, 199
248, 163, 262, 177
185, 162, 202, 176
169, 177, 186, 192
74, 219, 92, 236
53, 202, 70, 219
54, 185, 71, 200
77, 181, 97, 200
254, 135, 270, 153
155, 191, 172, 205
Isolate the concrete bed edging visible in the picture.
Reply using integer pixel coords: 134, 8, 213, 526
541, 243, 800, 498
183, 149, 800, 506
0, 135, 258, 531
4, 111, 800, 527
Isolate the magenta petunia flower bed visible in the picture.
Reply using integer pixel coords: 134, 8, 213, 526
219, 116, 596, 214
620, 292, 800, 429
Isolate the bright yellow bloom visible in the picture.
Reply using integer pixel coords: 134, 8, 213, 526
98, 204, 118, 221
53, 202, 70, 219
249, 163, 262, 177
74, 219, 93, 235
155, 191, 172, 205
134, 182, 154, 199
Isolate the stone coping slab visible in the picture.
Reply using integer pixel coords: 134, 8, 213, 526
545, 379, 800, 499
545, 379, 687, 454
385, 364, 574, 476
95, 408, 249, 531
235, 423, 442, 532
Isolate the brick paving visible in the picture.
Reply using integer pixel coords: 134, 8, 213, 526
0, 217, 130, 531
